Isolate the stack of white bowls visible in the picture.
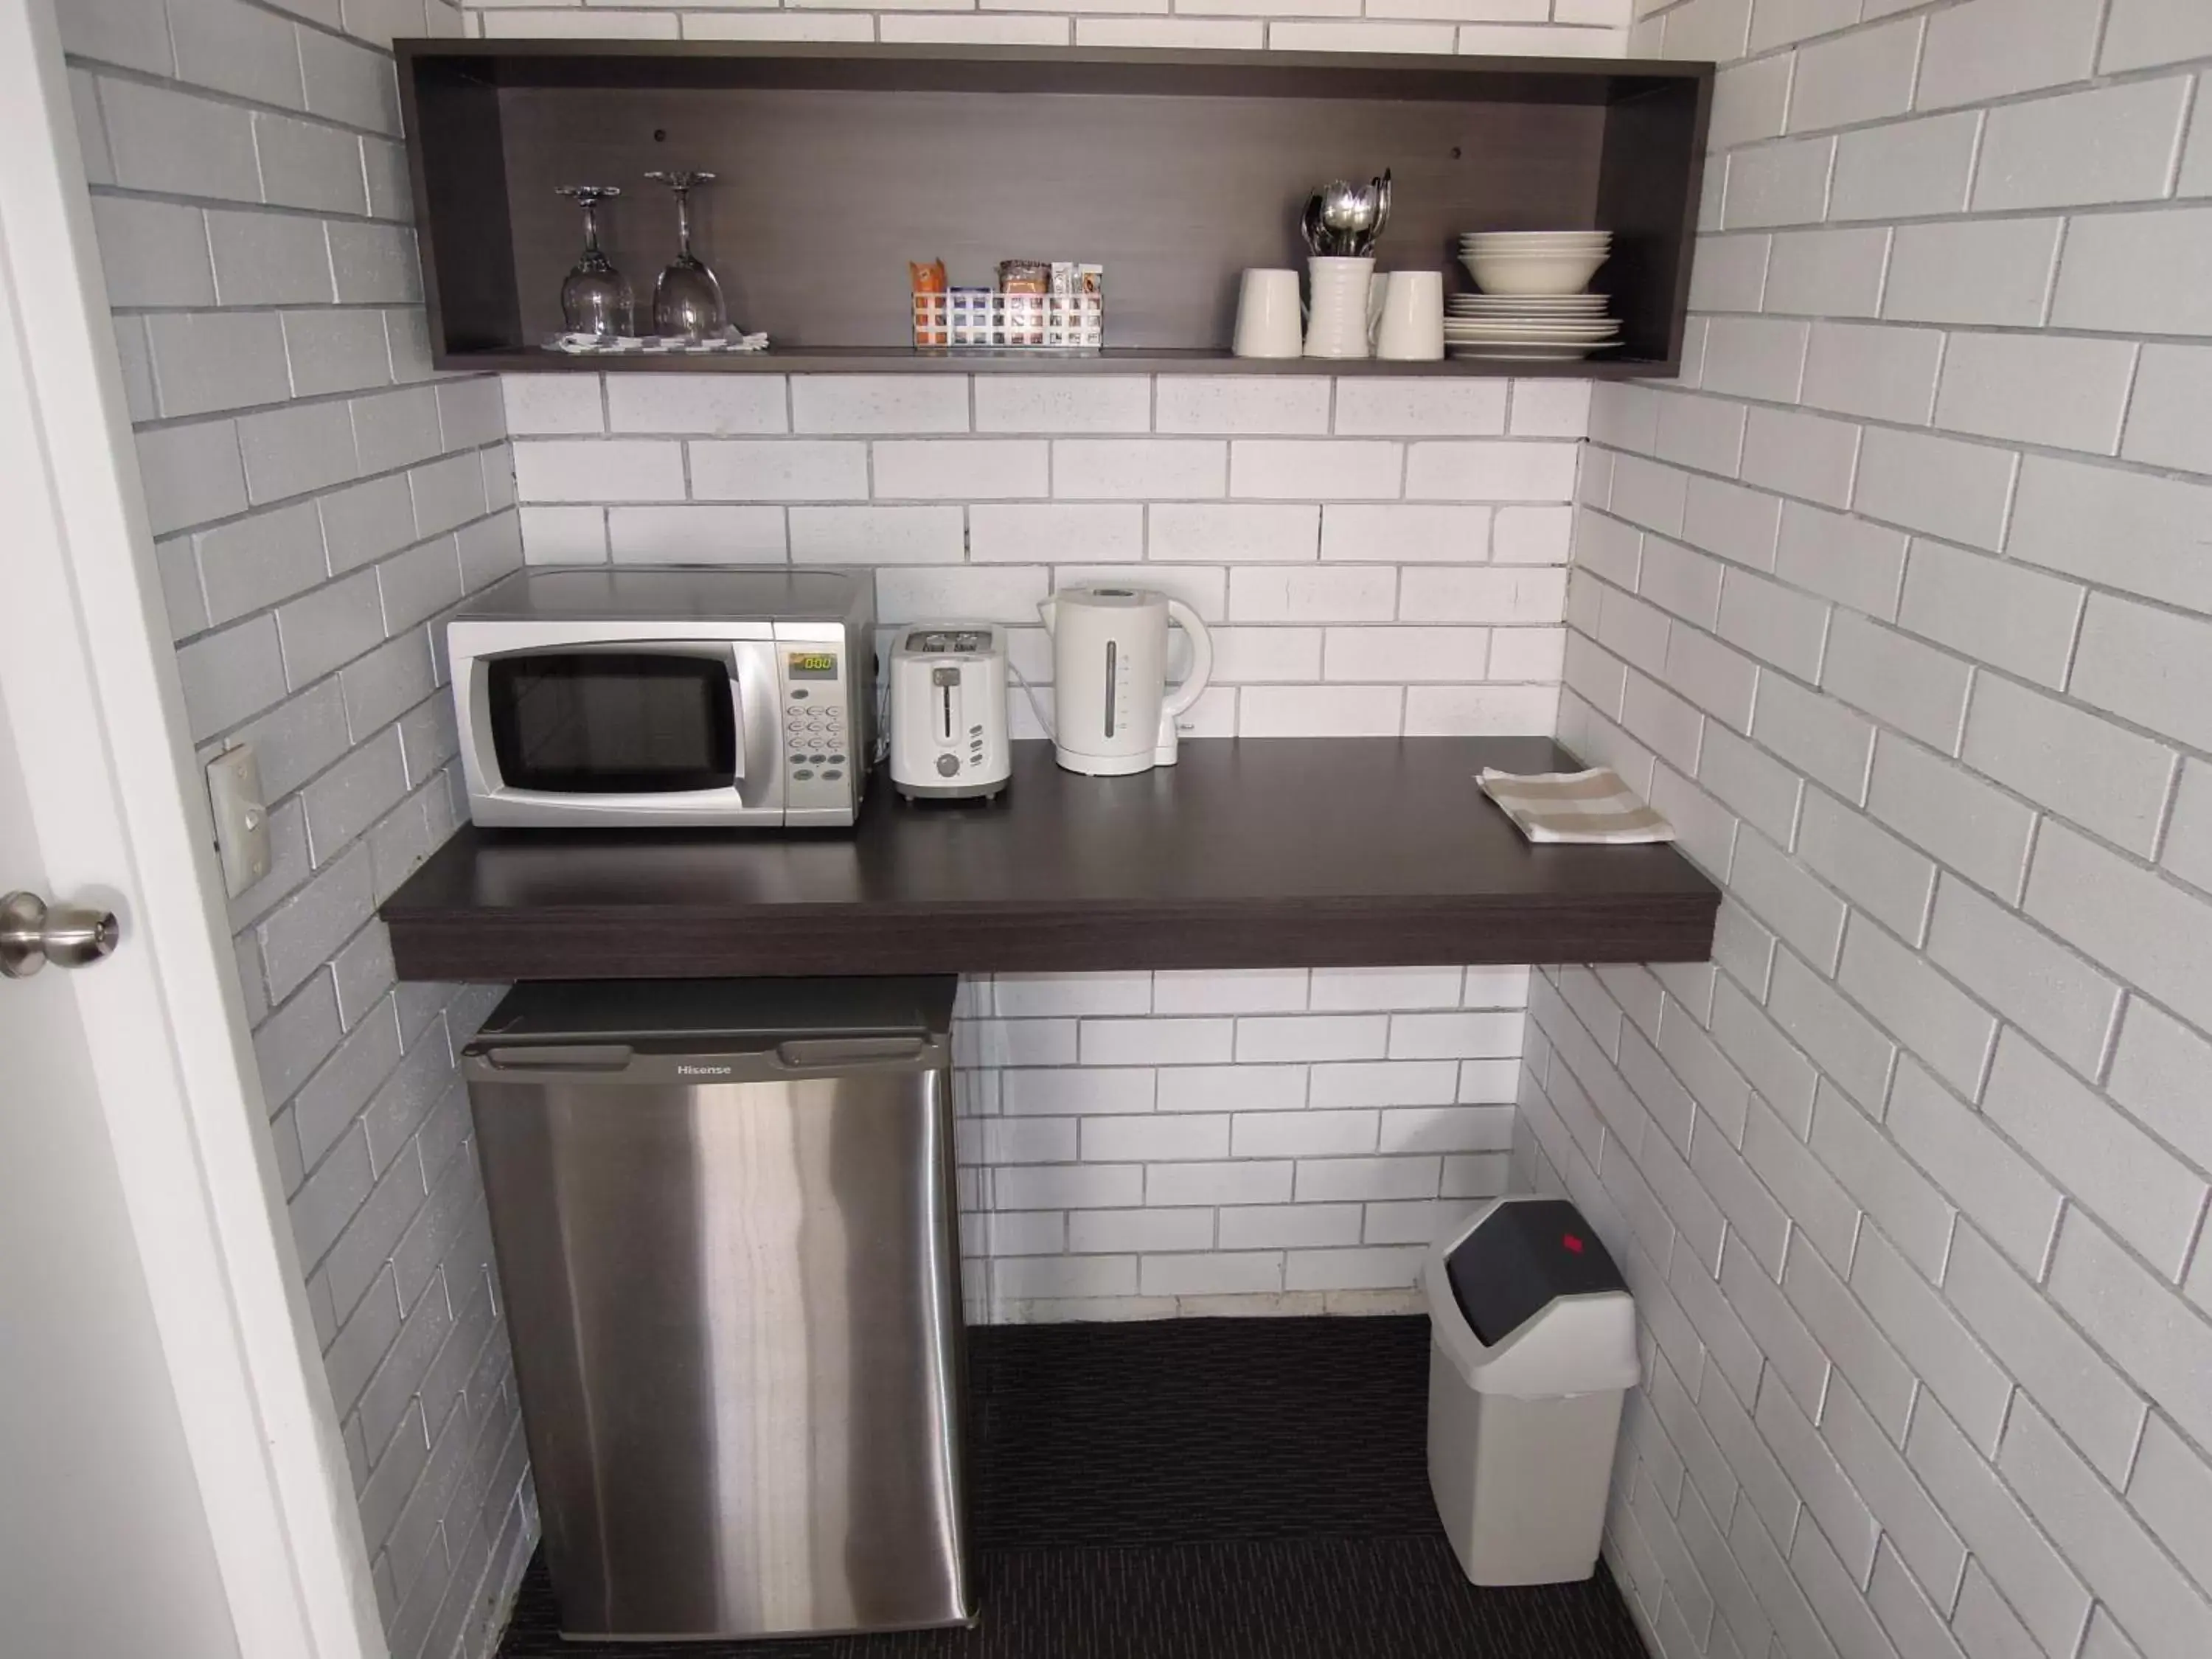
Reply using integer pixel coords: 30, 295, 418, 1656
1450, 230, 1619, 360
1458, 230, 1613, 295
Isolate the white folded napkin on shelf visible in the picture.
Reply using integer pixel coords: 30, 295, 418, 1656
1478, 767, 1677, 846
543, 329, 771, 355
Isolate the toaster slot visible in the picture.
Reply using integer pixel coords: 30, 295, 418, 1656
933, 665, 961, 745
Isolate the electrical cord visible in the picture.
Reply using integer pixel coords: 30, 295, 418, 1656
1007, 658, 1055, 743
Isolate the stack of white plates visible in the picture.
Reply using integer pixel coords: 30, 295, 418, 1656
1458, 229, 1614, 299
1444, 292, 1621, 361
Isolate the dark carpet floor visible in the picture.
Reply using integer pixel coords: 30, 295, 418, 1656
494, 1315, 1647, 1658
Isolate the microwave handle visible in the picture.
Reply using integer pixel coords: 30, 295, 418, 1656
728, 655, 746, 782
732, 640, 787, 798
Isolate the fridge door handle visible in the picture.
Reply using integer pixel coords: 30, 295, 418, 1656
774, 1035, 933, 1070
479, 1043, 636, 1071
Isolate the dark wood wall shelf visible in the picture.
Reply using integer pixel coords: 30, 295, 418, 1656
432, 346, 1681, 378
397, 42, 1712, 378
379, 737, 1720, 981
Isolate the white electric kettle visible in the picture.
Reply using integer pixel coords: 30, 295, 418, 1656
1037, 585, 1214, 776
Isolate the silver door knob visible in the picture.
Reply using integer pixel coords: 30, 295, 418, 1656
1, 891, 119, 979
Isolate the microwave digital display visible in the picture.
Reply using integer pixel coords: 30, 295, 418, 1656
787, 652, 838, 681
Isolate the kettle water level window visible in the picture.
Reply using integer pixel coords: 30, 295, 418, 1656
487, 652, 737, 795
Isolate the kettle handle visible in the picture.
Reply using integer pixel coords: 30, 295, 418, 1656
1161, 598, 1214, 719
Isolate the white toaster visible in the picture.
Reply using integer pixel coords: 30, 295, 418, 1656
889, 624, 1012, 801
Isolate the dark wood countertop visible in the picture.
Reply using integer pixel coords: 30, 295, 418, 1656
380, 737, 1719, 980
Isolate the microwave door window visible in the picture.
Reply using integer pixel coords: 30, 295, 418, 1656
487, 653, 737, 793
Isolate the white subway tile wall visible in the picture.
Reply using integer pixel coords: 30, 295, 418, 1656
66, 4, 532, 1658
1536, 7, 2212, 1659
466, 1, 1635, 49
953, 967, 1529, 1320
504, 373, 1584, 741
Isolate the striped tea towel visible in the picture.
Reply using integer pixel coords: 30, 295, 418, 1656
1478, 767, 1677, 846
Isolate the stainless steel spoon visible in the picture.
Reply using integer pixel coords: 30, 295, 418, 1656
1344, 170, 1394, 258
1318, 179, 1375, 254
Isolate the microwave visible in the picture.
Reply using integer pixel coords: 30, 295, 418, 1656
446, 566, 877, 829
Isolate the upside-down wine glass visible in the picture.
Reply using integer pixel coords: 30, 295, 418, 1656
554, 184, 633, 340
644, 170, 726, 344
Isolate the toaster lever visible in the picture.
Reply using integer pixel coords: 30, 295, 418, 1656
933, 664, 960, 741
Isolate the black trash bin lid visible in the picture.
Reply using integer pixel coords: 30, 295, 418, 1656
1446, 1199, 1626, 1347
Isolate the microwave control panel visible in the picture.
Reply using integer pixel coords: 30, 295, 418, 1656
779, 650, 855, 802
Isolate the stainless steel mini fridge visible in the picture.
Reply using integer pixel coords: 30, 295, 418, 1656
461, 977, 971, 1642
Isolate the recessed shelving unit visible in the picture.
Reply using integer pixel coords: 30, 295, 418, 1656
395, 42, 1713, 378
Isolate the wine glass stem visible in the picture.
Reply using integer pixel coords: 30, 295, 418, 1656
674, 189, 693, 261
580, 201, 602, 258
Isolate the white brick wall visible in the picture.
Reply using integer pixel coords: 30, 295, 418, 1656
505, 374, 1582, 740
948, 966, 1528, 1318
66, 4, 532, 1656
462, 0, 1635, 51
1539, 6, 2212, 1659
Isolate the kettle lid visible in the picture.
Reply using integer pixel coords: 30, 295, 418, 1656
1057, 584, 1161, 610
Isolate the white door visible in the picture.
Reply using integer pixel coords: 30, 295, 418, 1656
0, 695, 243, 1657
0, 0, 386, 1655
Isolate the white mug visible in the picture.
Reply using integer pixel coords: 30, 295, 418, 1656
1234, 268, 1303, 359
1372, 270, 1445, 361
1304, 256, 1376, 360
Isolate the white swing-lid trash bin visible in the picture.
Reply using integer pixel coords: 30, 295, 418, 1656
1422, 1195, 1639, 1587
